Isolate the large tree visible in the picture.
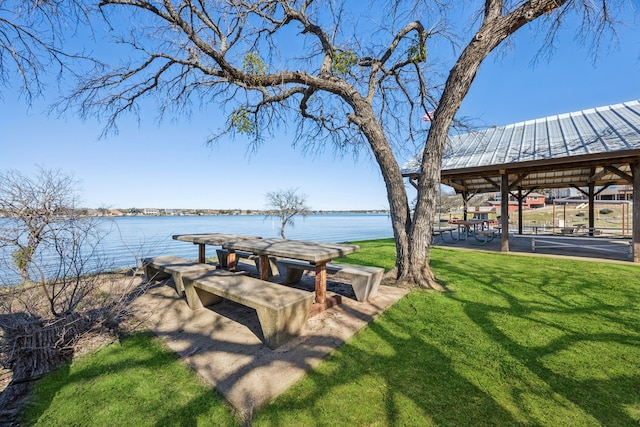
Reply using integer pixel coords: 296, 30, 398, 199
71, 0, 629, 288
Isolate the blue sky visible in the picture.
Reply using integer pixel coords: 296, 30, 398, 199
1, 5, 639, 211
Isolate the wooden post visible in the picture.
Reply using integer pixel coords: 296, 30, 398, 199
501, 170, 509, 252
462, 191, 469, 221
518, 187, 523, 235
227, 250, 237, 271
315, 263, 327, 304
633, 160, 640, 262
198, 244, 206, 263
588, 182, 595, 236
259, 254, 269, 281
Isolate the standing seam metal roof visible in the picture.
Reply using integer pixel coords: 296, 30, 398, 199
401, 100, 640, 193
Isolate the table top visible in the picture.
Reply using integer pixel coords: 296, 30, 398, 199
451, 219, 487, 225
172, 233, 262, 246
224, 238, 359, 263
433, 227, 457, 232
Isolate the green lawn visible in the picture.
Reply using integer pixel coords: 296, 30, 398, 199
21, 239, 640, 426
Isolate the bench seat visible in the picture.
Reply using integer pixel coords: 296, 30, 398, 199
275, 259, 383, 302
142, 255, 217, 296
432, 226, 458, 243
182, 270, 314, 348
475, 229, 497, 245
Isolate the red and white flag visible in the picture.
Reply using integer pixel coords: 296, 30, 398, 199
421, 112, 434, 122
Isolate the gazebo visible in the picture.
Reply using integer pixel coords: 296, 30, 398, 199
401, 100, 640, 262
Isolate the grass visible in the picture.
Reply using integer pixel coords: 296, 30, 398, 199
21, 333, 239, 426
21, 239, 640, 426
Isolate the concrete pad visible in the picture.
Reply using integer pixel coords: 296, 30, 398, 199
131, 269, 408, 418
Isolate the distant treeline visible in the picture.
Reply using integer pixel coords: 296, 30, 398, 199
17, 208, 391, 218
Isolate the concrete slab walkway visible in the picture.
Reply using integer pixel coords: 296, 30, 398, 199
131, 266, 407, 419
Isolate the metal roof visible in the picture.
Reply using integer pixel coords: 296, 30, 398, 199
401, 100, 640, 194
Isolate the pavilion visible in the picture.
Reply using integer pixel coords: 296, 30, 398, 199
401, 100, 640, 262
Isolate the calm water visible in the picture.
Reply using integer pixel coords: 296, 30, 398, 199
1, 214, 392, 284
102, 214, 392, 265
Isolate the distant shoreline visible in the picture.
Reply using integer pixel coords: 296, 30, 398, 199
69, 209, 391, 218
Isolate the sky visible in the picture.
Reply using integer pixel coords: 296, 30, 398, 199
1, 4, 639, 211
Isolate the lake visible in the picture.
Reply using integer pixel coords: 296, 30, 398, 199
1, 214, 393, 284
102, 213, 393, 265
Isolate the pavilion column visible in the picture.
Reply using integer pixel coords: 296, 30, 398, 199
518, 187, 523, 235
588, 182, 595, 237
501, 170, 509, 252
633, 160, 640, 262
462, 191, 469, 221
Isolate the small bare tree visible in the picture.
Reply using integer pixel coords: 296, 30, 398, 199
0, 169, 141, 422
265, 188, 310, 239
0, 168, 81, 284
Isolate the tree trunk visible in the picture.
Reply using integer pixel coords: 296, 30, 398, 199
396, 1, 565, 289
348, 101, 432, 288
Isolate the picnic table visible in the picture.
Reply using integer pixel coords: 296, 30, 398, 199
172, 233, 262, 264
224, 238, 360, 308
449, 219, 487, 240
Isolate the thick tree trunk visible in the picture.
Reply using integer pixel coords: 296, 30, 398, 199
348, 108, 409, 262
396, 0, 566, 289
349, 101, 436, 288
343, 1, 565, 290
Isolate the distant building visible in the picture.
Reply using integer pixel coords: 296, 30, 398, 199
596, 185, 633, 201
489, 192, 545, 212
143, 208, 159, 215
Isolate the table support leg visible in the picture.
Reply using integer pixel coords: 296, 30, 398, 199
308, 261, 341, 317
259, 254, 269, 281
315, 263, 326, 304
227, 250, 237, 271
198, 244, 206, 263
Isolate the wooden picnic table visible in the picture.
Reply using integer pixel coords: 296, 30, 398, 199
172, 233, 262, 264
224, 238, 359, 307
450, 219, 487, 240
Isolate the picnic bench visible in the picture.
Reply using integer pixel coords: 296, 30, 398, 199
475, 229, 497, 245
275, 259, 383, 302
432, 226, 458, 243
142, 255, 217, 296
181, 269, 314, 348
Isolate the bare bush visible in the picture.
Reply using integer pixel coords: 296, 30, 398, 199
0, 169, 144, 423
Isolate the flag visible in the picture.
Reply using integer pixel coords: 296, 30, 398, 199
421, 112, 434, 122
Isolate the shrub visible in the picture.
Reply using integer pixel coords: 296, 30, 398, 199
599, 208, 613, 215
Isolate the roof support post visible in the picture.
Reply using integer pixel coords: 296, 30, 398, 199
461, 191, 477, 221
633, 159, 640, 262
518, 187, 524, 235
588, 182, 595, 237
500, 170, 509, 252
